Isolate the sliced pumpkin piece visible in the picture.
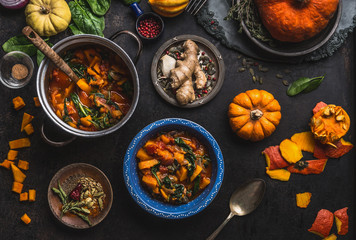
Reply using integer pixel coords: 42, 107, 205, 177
0, 160, 13, 169
262, 145, 289, 170
308, 209, 334, 238
334, 207, 348, 235
21, 113, 34, 132
266, 168, 291, 181
296, 192, 312, 208
291, 131, 315, 153
279, 139, 303, 163
9, 138, 31, 149
138, 159, 159, 170
322, 234, 337, 240
287, 159, 327, 175
324, 138, 353, 158
21, 213, 31, 224
7, 150, 18, 160
12, 182, 23, 194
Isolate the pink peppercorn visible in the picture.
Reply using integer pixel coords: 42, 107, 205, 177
137, 18, 162, 39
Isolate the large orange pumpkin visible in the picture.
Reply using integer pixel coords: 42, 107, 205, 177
228, 89, 281, 141
254, 0, 339, 42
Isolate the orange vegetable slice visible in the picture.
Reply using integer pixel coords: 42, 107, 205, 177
287, 159, 327, 175
334, 207, 348, 235
291, 131, 315, 153
296, 192, 312, 208
21, 113, 34, 132
308, 209, 334, 238
279, 139, 303, 163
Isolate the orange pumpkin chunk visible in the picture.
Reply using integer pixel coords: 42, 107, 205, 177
24, 123, 34, 135
279, 139, 303, 163
9, 138, 31, 149
11, 164, 26, 183
29, 189, 36, 202
12, 182, 23, 194
21, 113, 34, 132
291, 132, 315, 153
296, 192, 312, 208
18, 160, 29, 171
20, 192, 28, 201
0, 160, 13, 169
12, 96, 25, 110
21, 213, 31, 224
7, 150, 18, 160
33, 97, 41, 107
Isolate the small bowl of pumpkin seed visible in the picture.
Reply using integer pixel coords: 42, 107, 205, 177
48, 163, 113, 229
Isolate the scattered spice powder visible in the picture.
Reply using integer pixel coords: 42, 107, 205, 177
11, 64, 28, 80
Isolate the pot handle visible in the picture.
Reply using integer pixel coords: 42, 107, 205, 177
40, 123, 76, 147
109, 30, 143, 65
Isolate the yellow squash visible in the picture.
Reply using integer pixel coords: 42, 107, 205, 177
149, 0, 188, 17
25, 0, 71, 37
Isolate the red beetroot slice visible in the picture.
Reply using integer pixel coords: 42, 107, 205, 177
334, 207, 349, 235
262, 146, 289, 170
308, 209, 334, 238
312, 101, 328, 114
287, 159, 327, 175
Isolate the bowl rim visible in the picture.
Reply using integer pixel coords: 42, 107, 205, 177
150, 35, 225, 108
239, 0, 342, 57
47, 162, 113, 229
123, 118, 224, 219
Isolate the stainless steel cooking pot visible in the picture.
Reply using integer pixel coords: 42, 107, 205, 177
37, 32, 142, 146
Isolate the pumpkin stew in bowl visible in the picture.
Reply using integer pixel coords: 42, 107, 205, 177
49, 46, 133, 131
137, 131, 212, 204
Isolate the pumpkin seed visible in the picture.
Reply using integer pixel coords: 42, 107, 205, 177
260, 67, 269, 72
249, 68, 255, 76
252, 76, 256, 83
335, 109, 342, 115
242, 58, 247, 66
342, 123, 348, 130
329, 106, 335, 114
237, 55, 242, 59
259, 77, 263, 84
323, 108, 331, 116
258, 65, 262, 71
276, 73, 283, 79
238, 67, 246, 72
336, 115, 345, 121
282, 80, 289, 86
98, 197, 104, 211
284, 69, 291, 74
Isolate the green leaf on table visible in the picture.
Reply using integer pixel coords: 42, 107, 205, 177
69, 0, 105, 37
37, 42, 54, 66
69, 23, 86, 35
287, 76, 324, 96
86, 0, 111, 16
2, 35, 38, 56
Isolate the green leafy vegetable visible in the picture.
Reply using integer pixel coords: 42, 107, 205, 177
69, 0, 105, 37
192, 175, 201, 196
122, 80, 134, 97
71, 93, 90, 117
162, 176, 172, 189
287, 76, 324, 96
175, 137, 196, 177
86, 0, 111, 16
69, 24, 85, 35
151, 164, 161, 188
171, 184, 186, 203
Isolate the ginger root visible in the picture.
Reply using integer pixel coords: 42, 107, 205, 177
170, 40, 207, 105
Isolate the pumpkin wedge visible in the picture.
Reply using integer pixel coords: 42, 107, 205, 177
287, 159, 327, 175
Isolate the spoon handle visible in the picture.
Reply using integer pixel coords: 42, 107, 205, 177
22, 26, 79, 83
206, 212, 235, 240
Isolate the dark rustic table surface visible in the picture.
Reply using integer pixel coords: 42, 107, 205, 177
0, 1, 354, 240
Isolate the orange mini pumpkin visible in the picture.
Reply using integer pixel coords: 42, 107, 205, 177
228, 89, 281, 141
310, 104, 350, 145
254, 0, 339, 42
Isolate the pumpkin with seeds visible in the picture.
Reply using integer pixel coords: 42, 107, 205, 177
228, 89, 281, 141
310, 104, 350, 145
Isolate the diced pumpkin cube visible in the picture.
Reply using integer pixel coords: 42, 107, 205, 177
178, 166, 188, 181
11, 164, 26, 183
20, 192, 28, 201
0, 160, 13, 169
9, 138, 31, 149
136, 148, 152, 161
77, 78, 92, 93
279, 139, 303, 163
24, 123, 34, 135
21, 113, 34, 132
12, 182, 23, 194
12, 96, 25, 110
138, 159, 159, 170
266, 168, 291, 181
174, 152, 185, 165
200, 177, 211, 190
291, 131, 315, 153
18, 160, 29, 171
296, 192, 312, 208
21, 213, 31, 224
142, 175, 157, 189
7, 150, 18, 160
29, 189, 36, 202
160, 134, 171, 144
68, 122, 77, 128
33, 97, 41, 107
190, 165, 202, 182
80, 115, 92, 127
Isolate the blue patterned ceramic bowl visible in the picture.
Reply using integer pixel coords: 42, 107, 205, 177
123, 118, 224, 219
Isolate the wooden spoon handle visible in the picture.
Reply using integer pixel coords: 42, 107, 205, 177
22, 26, 79, 82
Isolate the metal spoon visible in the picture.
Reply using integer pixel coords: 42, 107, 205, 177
206, 178, 266, 240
